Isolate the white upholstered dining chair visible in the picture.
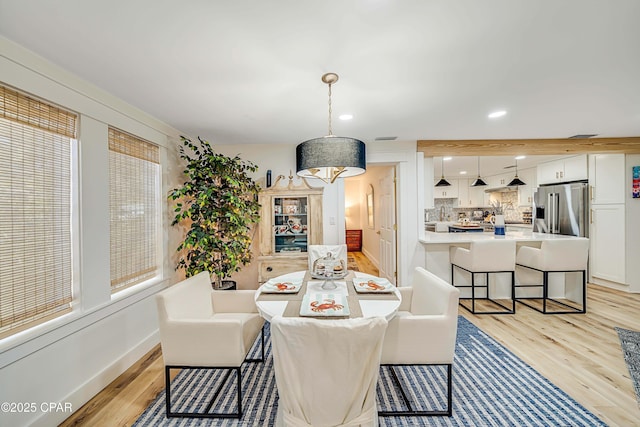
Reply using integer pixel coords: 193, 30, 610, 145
379, 267, 460, 417
270, 315, 388, 427
155, 271, 265, 418
307, 244, 348, 271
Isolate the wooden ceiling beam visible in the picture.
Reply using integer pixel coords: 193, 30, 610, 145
417, 137, 640, 156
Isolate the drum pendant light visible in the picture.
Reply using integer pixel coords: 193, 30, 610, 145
296, 73, 366, 184
435, 157, 451, 187
508, 157, 526, 186
470, 156, 487, 187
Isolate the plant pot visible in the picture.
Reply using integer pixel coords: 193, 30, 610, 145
215, 279, 236, 290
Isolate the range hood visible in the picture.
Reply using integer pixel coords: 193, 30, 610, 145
484, 186, 519, 193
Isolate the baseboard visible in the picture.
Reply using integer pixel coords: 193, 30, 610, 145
362, 248, 379, 269
30, 331, 159, 427
590, 277, 631, 292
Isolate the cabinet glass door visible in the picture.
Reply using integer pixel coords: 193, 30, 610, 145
273, 197, 308, 253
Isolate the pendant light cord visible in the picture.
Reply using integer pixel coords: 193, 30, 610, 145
327, 82, 333, 136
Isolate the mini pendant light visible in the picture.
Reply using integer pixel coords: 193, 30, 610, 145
296, 73, 366, 184
508, 157, 526, 186
435, 157, 451, 187
470, 156, 487, 187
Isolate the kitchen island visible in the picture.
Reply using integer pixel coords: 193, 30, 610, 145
419, 230, 588, 303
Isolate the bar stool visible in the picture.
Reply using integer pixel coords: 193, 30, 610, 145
450, 240, 516, 314
515, 239, 589, 314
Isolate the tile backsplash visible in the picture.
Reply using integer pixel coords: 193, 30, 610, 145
426, 191, 532, 224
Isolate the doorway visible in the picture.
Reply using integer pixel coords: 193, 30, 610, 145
344, 165, 397, 284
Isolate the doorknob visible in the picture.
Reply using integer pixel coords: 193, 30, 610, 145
376, 230, 381, 235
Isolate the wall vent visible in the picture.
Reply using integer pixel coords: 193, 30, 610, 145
568, 134, 598, 139
374, 136, 398, 141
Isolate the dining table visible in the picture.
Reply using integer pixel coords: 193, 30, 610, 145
254, 270, 402, 321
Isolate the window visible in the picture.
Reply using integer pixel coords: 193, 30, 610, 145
0, 84, 76, 339
108, 128, 160, 293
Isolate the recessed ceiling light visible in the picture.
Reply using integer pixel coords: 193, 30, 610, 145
460, 171, 467, 175
488, 110, 507, 119
443, 157, 452, 161
339, 114, 353, 120
515, 155, 526, 160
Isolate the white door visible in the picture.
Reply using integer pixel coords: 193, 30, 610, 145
378, 167, 397, 284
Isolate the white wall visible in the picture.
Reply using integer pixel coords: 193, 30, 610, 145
366, 141, 422, 286
207, 143, 344, 289
0, 34, 426, 425
213, 140, 422, 287
357, 166, 389, 268
344, 179, 362, 230
626, 154, 640, 293
0, 37, 183, 426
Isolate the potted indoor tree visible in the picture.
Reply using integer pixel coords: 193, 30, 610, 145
169, 136, 261, 289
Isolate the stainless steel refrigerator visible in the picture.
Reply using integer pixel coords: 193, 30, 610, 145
532, 181, 589, 237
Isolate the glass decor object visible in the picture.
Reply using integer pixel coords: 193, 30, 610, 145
311, 251, 347, 290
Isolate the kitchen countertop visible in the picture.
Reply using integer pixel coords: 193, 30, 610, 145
420, 230, 587, 244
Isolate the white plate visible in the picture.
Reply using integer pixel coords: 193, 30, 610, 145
261, 279, 303, 294
352, 277, 394, 293
300, 293, 350, 317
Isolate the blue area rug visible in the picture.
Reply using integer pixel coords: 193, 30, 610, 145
615, 326, 640, 407
133, 317, 604, 426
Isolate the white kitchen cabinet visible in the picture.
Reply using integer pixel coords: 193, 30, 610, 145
457, 179, 470, 207
563, 154, 588, 182
537, 154, 587, 184
587, 153, 627, 287
433, 178, 459, 198
588, 154, 625, 205
454, 179, 490, 207
536, 161, 559, 185
487, 172, 512, 188
590, 204, 626, 284
469, 183, 490, 207
517, 167, 536, 207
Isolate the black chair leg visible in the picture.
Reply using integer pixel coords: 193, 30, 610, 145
165, 365, 242, 419
455, 264, 514, 314
378, 364, 452, 417
246, 325, 265, 363
516, 264, 586, 314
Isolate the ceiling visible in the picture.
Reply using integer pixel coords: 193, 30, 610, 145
1, 1, 639, 151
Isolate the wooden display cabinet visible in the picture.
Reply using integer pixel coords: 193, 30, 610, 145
257, 174, 323, 283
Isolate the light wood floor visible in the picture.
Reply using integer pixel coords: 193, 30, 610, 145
62, 253, 640, 426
